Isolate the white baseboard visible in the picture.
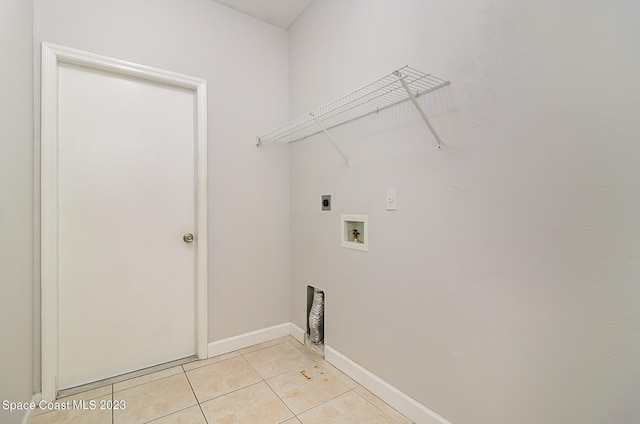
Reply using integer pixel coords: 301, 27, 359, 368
207, 324, 452, 424
325, 346, 453, 424
207, 323, 290, 357
289, 322, 305, 344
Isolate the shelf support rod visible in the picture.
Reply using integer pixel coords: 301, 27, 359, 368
311, 113, 351, 167
394, 71, 443, 150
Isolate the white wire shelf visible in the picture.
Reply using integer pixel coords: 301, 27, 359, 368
256, 66, 450, 152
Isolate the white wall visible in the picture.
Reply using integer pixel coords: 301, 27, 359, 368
289, 1, 640, 423
0, 1, 35, 423
33, 0, 290, 387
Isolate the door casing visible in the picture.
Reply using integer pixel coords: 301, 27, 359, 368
40, 43, 208, 401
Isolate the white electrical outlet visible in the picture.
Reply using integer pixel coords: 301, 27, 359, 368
386, 189, 397, 211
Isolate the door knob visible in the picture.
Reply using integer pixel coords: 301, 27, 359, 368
183, 233, 194, 243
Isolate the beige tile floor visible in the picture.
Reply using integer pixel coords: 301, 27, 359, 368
28, 336, 413, 424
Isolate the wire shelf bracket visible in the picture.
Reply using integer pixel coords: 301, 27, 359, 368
311, 113, 351, 167
256, 66, 450, 164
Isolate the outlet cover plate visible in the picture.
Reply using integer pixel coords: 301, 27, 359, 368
322, 195, 331, 211
386, 189, 397, 211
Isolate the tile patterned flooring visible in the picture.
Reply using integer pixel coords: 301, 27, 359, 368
29, 336, 413, 424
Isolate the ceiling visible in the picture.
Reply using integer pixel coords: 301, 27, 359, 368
211, 0, 315, 30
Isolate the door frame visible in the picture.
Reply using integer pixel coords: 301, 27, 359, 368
40, 43, 208, 401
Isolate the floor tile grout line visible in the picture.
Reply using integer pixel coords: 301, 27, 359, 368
112, 371, 185, 395
246, 358, 316, 381
241, 340, 357, 420
195, 379, 267, 406
288, 336, 325, 357
351, 386, 408, 424
263, 358, 340, 384
47, 336, 410, 424
263, 376, 298, 422
123, 365, 200, 424
241, 348, 295, 419
130, 369, 198, 424
181, 351, 241, 372
238, 338, 291, 355
198, 403, 210, 424
287, 340, 411, 422
277, 415, 299, 424
289, 339, 321, 358
235, 342, 301, 422
234, 340, 289, 356
140, 405, 199, 424
293, 387, 354, 417
59, 356, 196, 400
184, 353, 267, 405
181, 354, 266, 405
183, 367, 210, 424
240, 349, 273, 381
241, 343, 317, 381
184, 352, 251, 376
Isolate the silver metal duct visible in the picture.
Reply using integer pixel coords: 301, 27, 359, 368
308, 288, 324, 345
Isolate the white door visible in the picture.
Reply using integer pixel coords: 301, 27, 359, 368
41, 44, 208, 396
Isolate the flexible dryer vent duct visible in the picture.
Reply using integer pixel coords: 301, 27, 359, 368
309, 288, 324, 344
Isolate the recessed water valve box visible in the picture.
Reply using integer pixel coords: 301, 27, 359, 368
322, 195, 331, 211
341, 214, 368, 251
